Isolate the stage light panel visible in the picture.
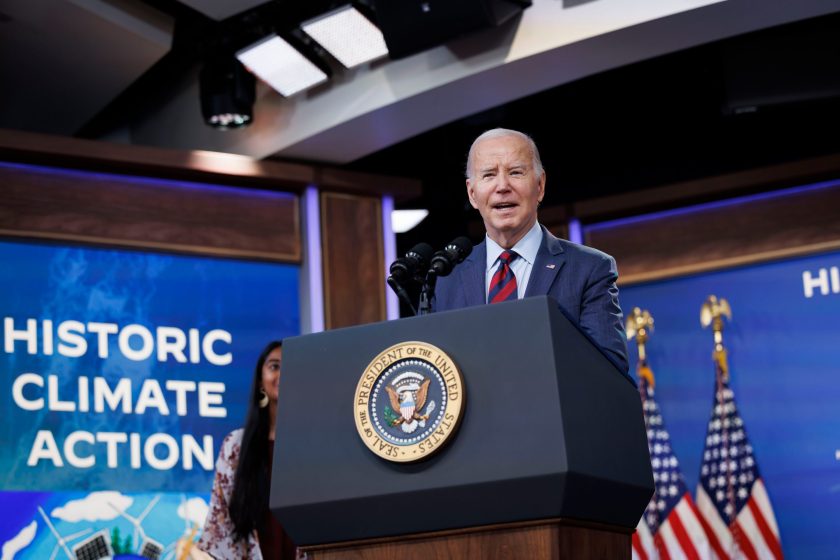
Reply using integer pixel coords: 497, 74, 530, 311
301, 5, 389, 68
236, 34, 328, 97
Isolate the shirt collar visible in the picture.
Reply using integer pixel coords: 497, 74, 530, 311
485, 221, 543, 272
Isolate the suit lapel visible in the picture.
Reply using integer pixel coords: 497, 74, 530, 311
524, 227, 566, 297
463, 241, 486, 307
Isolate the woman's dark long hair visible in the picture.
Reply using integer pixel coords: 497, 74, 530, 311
229, 340, 282, 541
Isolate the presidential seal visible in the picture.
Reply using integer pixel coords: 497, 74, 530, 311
354, 341, 465, 463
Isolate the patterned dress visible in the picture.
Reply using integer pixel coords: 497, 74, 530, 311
198, 429, 303, 560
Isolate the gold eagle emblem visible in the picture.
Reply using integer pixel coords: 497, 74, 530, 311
385, 378, 431, 426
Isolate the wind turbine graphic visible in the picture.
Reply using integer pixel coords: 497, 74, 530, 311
37, 507, 93, 560
162, 495, 200, 560
108, 494, 161, 552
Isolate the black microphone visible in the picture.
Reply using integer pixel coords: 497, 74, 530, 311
430, 236, 473, 277
387, 243, 435, 316
389, 243, 434, 283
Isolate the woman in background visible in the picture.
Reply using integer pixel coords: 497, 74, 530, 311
198, 340, 300, 559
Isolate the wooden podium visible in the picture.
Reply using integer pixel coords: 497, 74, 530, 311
271, 297, 653, 559
303, 519, 632, 559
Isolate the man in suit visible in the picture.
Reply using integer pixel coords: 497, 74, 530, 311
434, 128, 629, 374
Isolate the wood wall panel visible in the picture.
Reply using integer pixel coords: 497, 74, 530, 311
573, 153, 840, 222
0, 128, 421, 200
321, 192, 385, 328
584, 183, 840, 284
0, 163, 301, 261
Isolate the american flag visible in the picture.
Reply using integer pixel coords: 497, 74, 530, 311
633, 364, 711, 560
694, 363, 783, 559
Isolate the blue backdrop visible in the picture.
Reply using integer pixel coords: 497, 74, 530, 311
620, 249, 840, 559
0, 238, 300, 559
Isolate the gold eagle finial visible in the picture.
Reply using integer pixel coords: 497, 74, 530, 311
626, 307, 655, 386
700, 295, 732, 378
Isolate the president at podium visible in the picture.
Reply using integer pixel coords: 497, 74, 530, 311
269, 129, 652, 560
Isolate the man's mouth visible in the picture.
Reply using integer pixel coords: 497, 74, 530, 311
493, 202, 517, 210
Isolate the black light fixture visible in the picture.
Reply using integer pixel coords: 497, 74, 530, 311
373, 0, 532, 59
199, 56, 256, 129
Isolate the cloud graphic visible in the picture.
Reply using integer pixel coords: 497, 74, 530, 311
1, 520, 37, 560
51, 491, 133, 522
178, 497, 209, 528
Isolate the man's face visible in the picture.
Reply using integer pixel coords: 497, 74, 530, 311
467, 135, 545, 248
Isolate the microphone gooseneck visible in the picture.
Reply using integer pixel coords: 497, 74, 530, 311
419, 237, 473, 315
387, 243, 436, 316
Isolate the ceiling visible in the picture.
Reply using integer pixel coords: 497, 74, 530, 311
0, 0, 172, 135
2, 0, 840, 254
348, 11, 840, 252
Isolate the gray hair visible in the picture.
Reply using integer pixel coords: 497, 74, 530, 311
465, 128, 544, 180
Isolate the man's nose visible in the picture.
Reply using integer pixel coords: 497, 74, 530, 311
495, 173, 512, 191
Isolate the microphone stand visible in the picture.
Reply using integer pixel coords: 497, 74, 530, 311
417, 270, 437, 315
387, 276, 418, 316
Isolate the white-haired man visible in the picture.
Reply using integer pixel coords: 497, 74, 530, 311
434, 128, 628, 374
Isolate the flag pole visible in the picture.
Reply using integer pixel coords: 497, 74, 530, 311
629, 306, 712, 559
700, 294, 741, 556
626, 307, 661, 548
700, 294, 732, 378
626, 306, 655, 385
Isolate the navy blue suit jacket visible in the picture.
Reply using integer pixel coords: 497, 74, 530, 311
433, 226, 629, 375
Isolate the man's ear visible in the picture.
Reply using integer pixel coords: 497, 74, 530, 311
466, 179, 479, 209
537, 171, 546, 204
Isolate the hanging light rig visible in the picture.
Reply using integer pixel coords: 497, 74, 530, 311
199, 55, 256, 130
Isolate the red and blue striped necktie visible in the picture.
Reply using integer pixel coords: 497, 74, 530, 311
488, 250, 519, 303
